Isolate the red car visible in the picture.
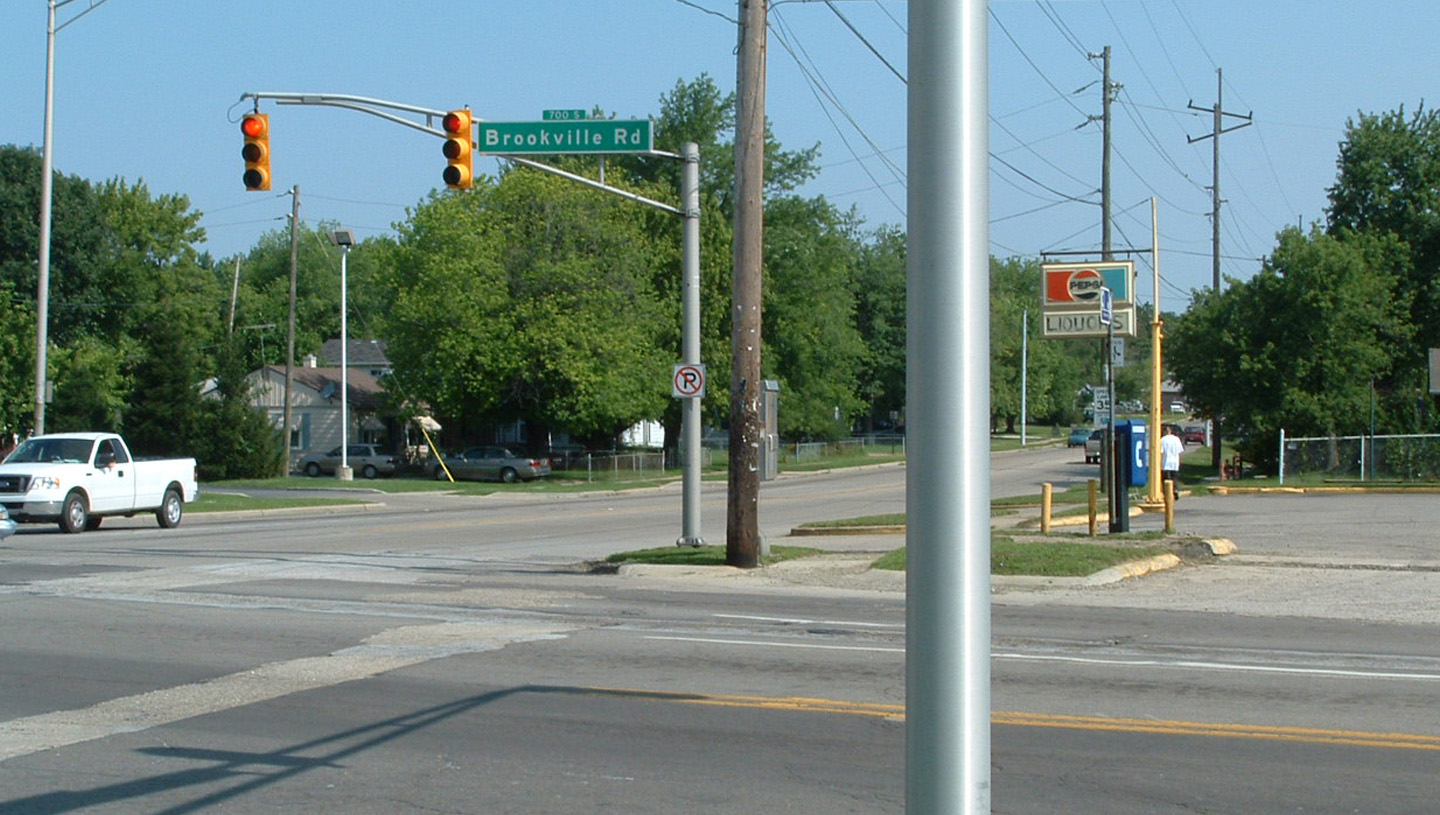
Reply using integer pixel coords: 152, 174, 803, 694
1182, 425, 1207, 445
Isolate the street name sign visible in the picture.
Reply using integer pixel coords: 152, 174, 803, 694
476, 119, 654, 155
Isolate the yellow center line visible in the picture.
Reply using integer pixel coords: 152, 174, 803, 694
573, 687, 1440, 751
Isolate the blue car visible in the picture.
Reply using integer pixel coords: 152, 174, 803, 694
1067, 427, 1091, 447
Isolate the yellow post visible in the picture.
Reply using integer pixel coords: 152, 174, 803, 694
1147, 197, 1164, 504
1163, 479, 1175, 533
1040, 482, 1053, 533
1088, 478, 1099, 537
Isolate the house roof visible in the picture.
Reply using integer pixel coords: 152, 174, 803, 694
258, 365, 387, 411
320, 339, 390, 368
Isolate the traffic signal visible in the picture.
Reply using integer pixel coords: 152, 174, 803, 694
241, 113, 271, 191
441, 109, 473, 189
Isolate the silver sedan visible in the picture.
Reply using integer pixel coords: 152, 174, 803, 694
433, 446, 552, 483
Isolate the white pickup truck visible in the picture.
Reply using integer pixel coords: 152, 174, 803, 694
0, 433, 199, 533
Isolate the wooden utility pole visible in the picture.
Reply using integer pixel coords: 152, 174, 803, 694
1187, 69, 1251, 473
728, 0, 767, 568
1097, 45, 1116, 260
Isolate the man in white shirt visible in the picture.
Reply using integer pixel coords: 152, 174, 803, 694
1160, 426, 1185, 502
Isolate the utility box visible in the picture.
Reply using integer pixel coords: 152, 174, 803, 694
760, 380, 781, 481
1115, 420, 1149, 488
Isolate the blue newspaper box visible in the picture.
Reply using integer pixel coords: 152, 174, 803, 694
1115, 420, 1149, 488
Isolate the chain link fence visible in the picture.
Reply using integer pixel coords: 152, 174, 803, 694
1280, 432, 1440, 483
549, 450, 668, 483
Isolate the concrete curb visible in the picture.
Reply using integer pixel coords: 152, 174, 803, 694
1082, 553, 1182, 585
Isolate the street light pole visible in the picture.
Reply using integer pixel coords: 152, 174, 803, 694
330, 229, 355, 481
34, 0, 113, 436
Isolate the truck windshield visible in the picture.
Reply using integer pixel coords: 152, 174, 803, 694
4, 438, 94, 464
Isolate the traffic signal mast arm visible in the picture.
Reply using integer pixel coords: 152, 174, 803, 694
235, 91, 682, 214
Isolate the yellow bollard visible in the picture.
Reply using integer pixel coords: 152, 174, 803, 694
1041, 482, 1053, 533
1164, 479, 1175, 533
1088, 478, 1099, 537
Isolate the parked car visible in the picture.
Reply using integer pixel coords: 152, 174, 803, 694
1084, 429, 1104, 464
299, 444, 396, 479
433, 446, 552, 483
1183, 424, 1207, 445
1067, 427, 1091, 447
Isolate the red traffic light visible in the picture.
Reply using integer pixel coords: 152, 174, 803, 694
240, 114, 267, 139
241, 113, 271, 191
442, 109, 473, 190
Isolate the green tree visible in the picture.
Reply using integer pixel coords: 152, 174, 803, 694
762, 196, 866, 440
1168, 228, 1411, 469
379, 169, 672, 446
853, 227, 906, 431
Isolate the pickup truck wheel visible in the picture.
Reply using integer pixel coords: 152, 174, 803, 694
156, 488, 183, 529
59, 492, 88, 534
304, 462, 322, 477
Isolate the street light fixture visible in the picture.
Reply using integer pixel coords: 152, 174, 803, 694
329, 228, 355, 481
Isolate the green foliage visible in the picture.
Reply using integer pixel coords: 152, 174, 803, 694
379, 171, 672, 444
762, 196, 867, 439
1168, 228, 1411, 469
853, 227, 907, 431
191, 342, 284, 480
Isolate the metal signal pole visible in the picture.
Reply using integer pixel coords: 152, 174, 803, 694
908, 0, 991, 811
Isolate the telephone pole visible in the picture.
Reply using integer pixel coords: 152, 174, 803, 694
1091, 45, 1120, 260
1187, 68, 1251, 473
728, 0, 767, 568
1188, 68, 1251, 292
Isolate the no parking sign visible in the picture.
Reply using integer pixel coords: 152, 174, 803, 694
672, 363, 706, 399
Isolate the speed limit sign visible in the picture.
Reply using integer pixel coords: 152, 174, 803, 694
672, 363, 706, 399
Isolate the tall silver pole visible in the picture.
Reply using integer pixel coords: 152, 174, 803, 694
338, 244, 352, 481
907, 1, 991, 812
1020, 309, 1028, 446
678, 142, 704, 546
34, 0, 59, 435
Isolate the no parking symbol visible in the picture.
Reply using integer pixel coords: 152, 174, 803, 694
672, 363, 706, 399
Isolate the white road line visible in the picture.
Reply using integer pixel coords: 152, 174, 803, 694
995, 652, 1440, 682
712, 613, 902, 629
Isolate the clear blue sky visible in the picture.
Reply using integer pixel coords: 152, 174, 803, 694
0, 1, 1433, 308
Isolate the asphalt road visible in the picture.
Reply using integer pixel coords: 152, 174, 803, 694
3, 447, 1439, 813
